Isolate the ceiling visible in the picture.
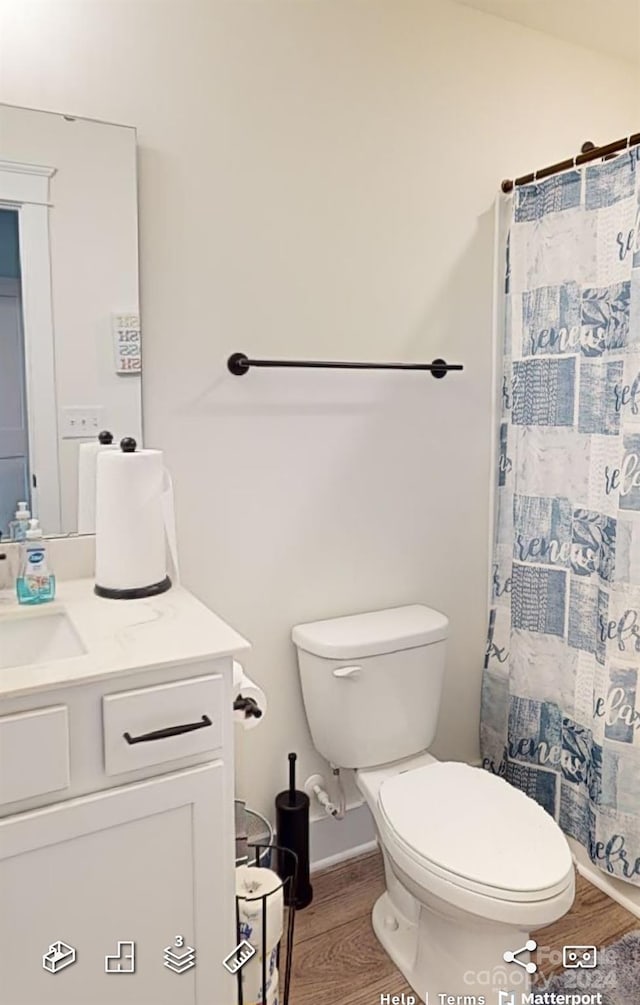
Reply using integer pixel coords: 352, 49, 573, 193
453, 0, 640, 64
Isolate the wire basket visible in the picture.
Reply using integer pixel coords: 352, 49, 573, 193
234, 843, 297, 1005
235, 803, 274, 868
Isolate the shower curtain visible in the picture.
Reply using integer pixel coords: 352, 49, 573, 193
481, 147, 640, 884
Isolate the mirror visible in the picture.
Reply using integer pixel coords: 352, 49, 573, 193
0, 103, 141, 539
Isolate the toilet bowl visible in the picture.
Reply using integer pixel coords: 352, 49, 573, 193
292, 605, 576, 1002
357, 754, 574, 998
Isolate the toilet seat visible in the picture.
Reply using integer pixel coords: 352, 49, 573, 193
378, 761, 573, 903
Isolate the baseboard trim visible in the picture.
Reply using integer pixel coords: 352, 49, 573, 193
309, 800, 377, 873
311, 839, 379, 874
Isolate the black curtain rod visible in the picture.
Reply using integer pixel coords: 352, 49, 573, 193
227, 353, 463, 379
502, 134, 640, 193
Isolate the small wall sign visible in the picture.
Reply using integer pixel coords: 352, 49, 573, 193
112, 313, 141, 374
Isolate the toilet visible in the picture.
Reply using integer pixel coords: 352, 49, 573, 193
292, 605, 575, 1001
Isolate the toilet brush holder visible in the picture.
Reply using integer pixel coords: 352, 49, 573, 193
275, 753, 313, 909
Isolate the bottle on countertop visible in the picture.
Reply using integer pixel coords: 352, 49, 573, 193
16, 519, 56, 605
9, 501, 31, 542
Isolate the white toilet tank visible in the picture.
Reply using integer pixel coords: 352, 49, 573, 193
292, 605, 448, 769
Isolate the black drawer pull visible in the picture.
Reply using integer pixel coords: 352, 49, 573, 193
123, 714, 212, 745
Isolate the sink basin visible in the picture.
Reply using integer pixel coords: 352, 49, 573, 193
0, 611, 86, 670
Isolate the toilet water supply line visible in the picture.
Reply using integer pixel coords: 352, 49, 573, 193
311, 767, 346, 820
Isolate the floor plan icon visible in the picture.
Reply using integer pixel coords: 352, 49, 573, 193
42, 941, 77, 974
105, 940, 136, 973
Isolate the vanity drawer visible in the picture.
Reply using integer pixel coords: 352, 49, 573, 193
103, 674, 224, 775
0, 706, 70, 805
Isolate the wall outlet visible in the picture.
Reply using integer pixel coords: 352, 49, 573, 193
60, 406, 105, 439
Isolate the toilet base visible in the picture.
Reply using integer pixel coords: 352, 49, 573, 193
371, 891, 532, 1002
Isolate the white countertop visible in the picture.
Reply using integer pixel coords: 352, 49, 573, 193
0, 579, 250, 699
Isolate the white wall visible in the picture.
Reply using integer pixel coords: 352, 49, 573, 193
454, 0, 640, 64
0, 105, 141, 533
0, 0, 637, 822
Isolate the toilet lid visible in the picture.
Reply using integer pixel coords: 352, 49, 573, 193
378, 762, 572, 898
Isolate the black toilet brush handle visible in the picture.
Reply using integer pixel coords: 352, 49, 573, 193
288, 752, 296, 806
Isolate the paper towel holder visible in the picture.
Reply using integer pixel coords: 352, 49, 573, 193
235, 842, 297, 1005
95, 577, 172, 600
94, 436, 172, 601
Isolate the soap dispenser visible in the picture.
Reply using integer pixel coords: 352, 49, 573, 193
16, 519, 56, 604
9, 501, 31, 541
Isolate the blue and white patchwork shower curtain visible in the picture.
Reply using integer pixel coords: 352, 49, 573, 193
481, 148, 640, 884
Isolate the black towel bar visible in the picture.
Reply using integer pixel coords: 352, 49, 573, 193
227, 352, 463, 379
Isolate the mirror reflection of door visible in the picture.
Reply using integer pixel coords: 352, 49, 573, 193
1, 107, 142, 536
0, 208, 30, 540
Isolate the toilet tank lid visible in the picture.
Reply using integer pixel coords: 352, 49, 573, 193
291, 605, 448, 659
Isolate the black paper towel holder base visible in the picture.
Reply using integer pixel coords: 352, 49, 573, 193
94, 575, 172, 600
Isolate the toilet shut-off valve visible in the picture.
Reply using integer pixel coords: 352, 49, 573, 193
312, 784, 340, 817
304, 772, 346, 819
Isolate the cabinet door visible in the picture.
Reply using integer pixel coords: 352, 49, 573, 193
0, 762, 237, 1005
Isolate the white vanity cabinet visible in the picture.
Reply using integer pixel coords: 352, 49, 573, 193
0, 584, 250, 1005
0, 764, 233, 1005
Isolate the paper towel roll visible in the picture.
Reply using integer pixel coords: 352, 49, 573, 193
95, 442, 172, 598
233, 660, 267, 730
243, 962, 279, 1005
237, 866, 284, 951
77, 436, 116, 534
237, 864, 282, 1005
237, 938, 279, 1002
